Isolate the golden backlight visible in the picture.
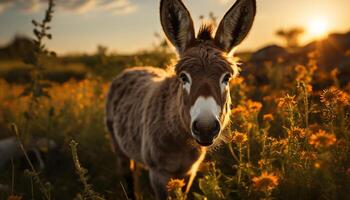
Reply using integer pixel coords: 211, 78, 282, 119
308, 17, 329, 39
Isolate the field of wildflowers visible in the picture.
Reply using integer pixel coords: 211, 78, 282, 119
1, 50, 349, 199
1, 1, 350, 200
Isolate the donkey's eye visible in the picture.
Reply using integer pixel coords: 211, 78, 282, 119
222, 74, 231, 85
179, 73, 190, 84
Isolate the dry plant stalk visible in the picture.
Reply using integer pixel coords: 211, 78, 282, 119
70, 140, 105, 200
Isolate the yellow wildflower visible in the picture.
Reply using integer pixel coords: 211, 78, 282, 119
247, 100, 262, 113
277, 94, 296, 109
231, 131, 248, 144
309, 130, 337, 148
339, 91, 350, 106
230, 77, 244, 85
167, 179, 185, 191
245, 122, 254, 131
320, 87, 342, 106
306, 84, 313, 93
288, 127, 306, 138
263, 114, 274, 122
231, 105, 246, 116
295, 65, 307, 74
258, 159, 266, 168
252, 171, 279, 191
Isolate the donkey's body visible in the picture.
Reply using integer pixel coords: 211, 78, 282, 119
106, 66, 203, 174
106, 0, 256, 199
106, 66, 205, 199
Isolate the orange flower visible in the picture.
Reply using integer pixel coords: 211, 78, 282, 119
231, 105, 246, 116
263, 114, 274, 122
230, 77, 244, 85
252, 171, 279, 191
295, 65, 309, 82
306, 84, 313, 93
309, 130, 337, 148
231, 131, 248, 144
320, 87, 342, 106
167, 179, 185, 191
288, 127, 306, 138
245, 122, 254, 130
277, 94, 296, 109
295, 64, 315, 83
258, 159, 266, 167
247, 100, 262, 113
295, 65, 307, 74
339, 91, 350, 106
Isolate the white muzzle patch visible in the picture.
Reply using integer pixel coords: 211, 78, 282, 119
190, 96, 221, 132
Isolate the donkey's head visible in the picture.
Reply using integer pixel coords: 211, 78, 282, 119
160, 0, 256, 146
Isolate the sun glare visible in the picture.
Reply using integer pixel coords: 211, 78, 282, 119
308, 17, 329, 38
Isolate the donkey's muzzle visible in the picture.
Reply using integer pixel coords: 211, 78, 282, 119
192, 119, 220, 146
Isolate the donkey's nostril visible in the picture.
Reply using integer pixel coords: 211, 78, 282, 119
192, 120, 200, 135
211, 120, 221, 136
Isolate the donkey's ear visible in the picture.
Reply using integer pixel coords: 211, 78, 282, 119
215, 0, 256, 52
160, 0, 195, 54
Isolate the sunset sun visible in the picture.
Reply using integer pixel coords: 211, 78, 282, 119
308, 17, 329, 38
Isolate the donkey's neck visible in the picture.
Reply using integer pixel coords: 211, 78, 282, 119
164, 76, 189, 133
156, 75, 194, 145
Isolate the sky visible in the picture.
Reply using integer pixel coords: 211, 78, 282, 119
0, 0, 349, 55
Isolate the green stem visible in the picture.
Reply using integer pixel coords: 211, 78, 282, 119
228, 143, 240, 163
11, 123, 51, 200
303, 84, 309, 128
238, 144, 242, 184
11, 158, 14, 195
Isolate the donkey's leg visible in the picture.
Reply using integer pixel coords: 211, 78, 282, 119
149, 169, 171, 200
114, 143, 135, 200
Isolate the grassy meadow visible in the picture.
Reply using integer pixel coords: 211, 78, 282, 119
1, 1, 350, 200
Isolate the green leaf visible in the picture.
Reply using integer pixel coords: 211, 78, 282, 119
33, 28, 41, 38
193, 192, 207, 200
31, 20, 39, 26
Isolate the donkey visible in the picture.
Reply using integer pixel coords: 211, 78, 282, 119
105, 0, 256, 199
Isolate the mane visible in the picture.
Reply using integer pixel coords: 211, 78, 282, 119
197, 23, 215, 41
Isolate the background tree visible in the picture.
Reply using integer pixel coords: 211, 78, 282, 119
276, 27, 305, 49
